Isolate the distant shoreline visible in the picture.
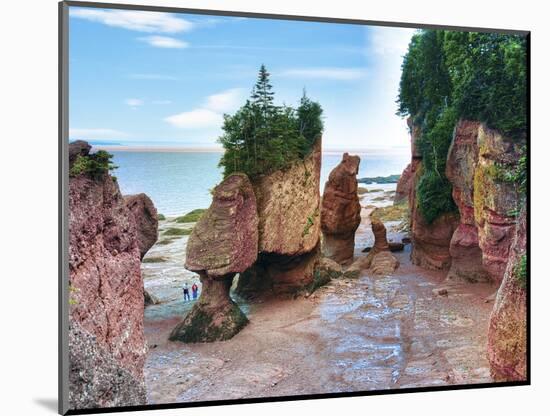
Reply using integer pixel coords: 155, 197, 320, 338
92, 144, 410, 155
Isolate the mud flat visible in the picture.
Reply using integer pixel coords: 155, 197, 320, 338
143, 184, 494, 404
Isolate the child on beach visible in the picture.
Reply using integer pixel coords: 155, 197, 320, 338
192, 283, 199, 300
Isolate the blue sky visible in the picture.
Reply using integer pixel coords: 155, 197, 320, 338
68, 6, 416, 151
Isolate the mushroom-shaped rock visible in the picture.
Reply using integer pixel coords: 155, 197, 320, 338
321, 153, 361, 265
169, 173, 258, 343
124, 193, 159, 260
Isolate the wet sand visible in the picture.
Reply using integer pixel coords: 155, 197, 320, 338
143, 184, 496, 405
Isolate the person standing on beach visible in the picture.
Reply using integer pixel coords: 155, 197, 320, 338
191, 282, 199, 300
183, 283, 190, 302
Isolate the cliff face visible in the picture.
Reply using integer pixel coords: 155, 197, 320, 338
237, 138, 322, 295
474, 125, 522, 284
407, 120, 459, 270
394, 162, 413, 205
321, 153, 361, 265
445, 120, 488, 282
487, 208, 527, 381
68, 142, 147, 408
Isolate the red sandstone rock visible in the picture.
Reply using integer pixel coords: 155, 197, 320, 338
365, 219, 399, 275
487, 208, 527, 381
171, 173, 258, 342
68, 141, 147, 407
394, 162, 413, 205
124, 193, 159, 260
321, 153, 361, 265
237, 138, 323, 295
185, 173, 258, 277
474, 125, 522, 284
407, 117, 422, 159
445, 120, 488, 282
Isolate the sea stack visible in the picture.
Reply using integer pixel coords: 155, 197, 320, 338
321, 153, 361, 265
236, 137, 322, 296
365, 218, 399, 275
169, 173, 258, 343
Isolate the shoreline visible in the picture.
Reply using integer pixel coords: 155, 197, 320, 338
91, 144, 410, 156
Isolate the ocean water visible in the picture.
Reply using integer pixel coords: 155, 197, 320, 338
111, 150, 409, 216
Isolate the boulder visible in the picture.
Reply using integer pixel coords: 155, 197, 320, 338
68, 141, 147, 407
445, 120, 488, 282
237, 138, 322, 295
170, 173, 258, 342
321, 152, 361, 265
144, 289, 159, 305
124, 193, 159, 260
394, 162, 413, 205
487, 208, 527, 381
306, 256, 343, 294
474, 125, 522, 284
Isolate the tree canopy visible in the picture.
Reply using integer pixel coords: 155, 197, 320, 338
397, 30, 527, 223
218, 65, 324, 178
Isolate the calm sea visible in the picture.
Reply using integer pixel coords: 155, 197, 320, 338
111, 150, 409, 216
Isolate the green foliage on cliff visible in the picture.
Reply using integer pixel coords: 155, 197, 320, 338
514, 254, 527, 289
69, 150, 118, 180
397, 30, 527, 223
218, 65, 324, 178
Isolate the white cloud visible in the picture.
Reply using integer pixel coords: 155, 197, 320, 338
69, 128, 129, 139
125, 98, 144, 107
152, 100, 172, 105
369, 26, 417, 57
164, 109, 222, 129
165, 88, 245, 129
129, 73, 178, 80
204, 88, 245, 113
70, 8, 193, 33
279, 67, 367, 80
138, 36, 188, 49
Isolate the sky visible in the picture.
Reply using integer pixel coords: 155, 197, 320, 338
68, 6, 416, 151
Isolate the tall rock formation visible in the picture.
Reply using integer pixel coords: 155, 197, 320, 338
474, 125, 522, 284
365, 219, 399, 275
487, 208, 527, 381
406, 118, 459, 270
124, 193, 159, 260
170, 173, 258, 342
68, 141, 147, 409
321, 153, 361, 265
237, 138, 322, 296
445, 120, 488, 282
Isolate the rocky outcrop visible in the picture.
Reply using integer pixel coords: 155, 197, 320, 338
124, 193, 159, 260
474, 125, 522, 284
487, 208, 527, 381
445, 120, 488, 282
364, 219, 399, 275
69, 140, 92, 165
68, 141, 147, 408
237, 138, 322, 296
321, 153, 361, 265
69, 322, 146, 410
394, 162, 413, 205
170, 173, 258, 342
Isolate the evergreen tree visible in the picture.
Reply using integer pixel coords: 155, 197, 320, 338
218, 65, 324, 178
